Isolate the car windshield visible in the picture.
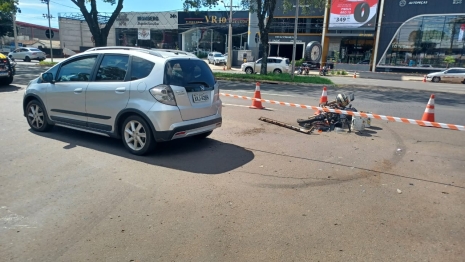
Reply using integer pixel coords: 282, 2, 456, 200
214, 54, 223, 57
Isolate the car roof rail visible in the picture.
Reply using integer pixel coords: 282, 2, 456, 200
150, 48, 196, 57
84, 46, 147, 52
84, 46, 164, 58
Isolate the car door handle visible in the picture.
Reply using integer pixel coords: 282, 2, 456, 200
115, 87, 126, 93
74, 88, 83, 94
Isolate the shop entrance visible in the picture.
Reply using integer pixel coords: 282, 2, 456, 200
339, 37, 374, 64
269, 42, 305, 61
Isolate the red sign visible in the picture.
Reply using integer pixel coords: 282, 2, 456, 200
329, 0, 379, 30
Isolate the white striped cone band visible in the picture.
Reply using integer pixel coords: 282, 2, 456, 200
220, 93, 465, 131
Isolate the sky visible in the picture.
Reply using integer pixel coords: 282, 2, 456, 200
15, 0, 228, 29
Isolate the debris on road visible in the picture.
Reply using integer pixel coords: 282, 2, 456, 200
259, 117, 313, 134
397, 189, 402, 194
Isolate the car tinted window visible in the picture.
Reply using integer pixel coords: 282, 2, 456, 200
458, 69, 465, 74
267, 58, 276, 63
20, 48, 28, 52
164, 59, 215, 90
95, 55, 129, 81
30, 48, 41, 52
214, 54, 223, 57
56, 55, 97, 82
130, 56, 155, 81
256, 59, 262, 64
447, 69, 458, 73
275, 58, 282, 64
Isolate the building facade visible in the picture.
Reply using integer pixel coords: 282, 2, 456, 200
375, 0, 465, 72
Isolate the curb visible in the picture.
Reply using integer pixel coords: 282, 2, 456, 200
214, 77, 337, 87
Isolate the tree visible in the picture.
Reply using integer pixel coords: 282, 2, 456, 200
183, 0, 325, 75
444, 56, 455, 68
0, 0, 19, 37
71, 0, 124, 47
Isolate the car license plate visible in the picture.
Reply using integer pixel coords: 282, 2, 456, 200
192, 93, 209, 103
0, 72, 8, 76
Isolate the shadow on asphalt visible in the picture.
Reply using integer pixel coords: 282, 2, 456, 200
219, 80, 465, 106
30, 126, 254, 175
0, 85, 22, 93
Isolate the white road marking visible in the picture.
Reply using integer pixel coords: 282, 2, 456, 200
223, 103, 277, 111
222, 90, 301, 98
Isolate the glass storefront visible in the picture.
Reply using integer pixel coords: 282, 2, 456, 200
379, 15, 465, 68
115, 28, 179, 49
339, 37, 373, 64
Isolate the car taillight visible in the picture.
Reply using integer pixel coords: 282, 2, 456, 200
149, 85, 177, 106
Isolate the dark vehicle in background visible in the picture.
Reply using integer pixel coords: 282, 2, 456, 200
0, 56, 16, 86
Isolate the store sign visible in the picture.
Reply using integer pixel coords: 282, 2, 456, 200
399, 0, 428, 6
184, 16, 248, 24
138, 28, 151, 40
115, 12, 178, 29
329, 0, 379, 30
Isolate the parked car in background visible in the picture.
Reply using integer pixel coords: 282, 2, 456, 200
426, 68, 465, 83
8, 47, 46, 62
22, 46, 222, 155
241, 57, 290, 74
207, 52, 226, 65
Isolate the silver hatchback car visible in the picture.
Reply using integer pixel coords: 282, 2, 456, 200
23, 47, 222, 155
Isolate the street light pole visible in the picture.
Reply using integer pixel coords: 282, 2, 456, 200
227, 0, 233, 69
291, 0, 300, 80
13, 14, 18, 50
41, 0, 53, 62
222, 0, 239, 70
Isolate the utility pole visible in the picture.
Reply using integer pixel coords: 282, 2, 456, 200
41, 0, 54, 62
291, 0, 300, 80
13, 14, 18, 50
222, 0, 239, 70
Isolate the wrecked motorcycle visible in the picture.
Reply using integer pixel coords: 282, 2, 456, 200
297, 93, 357, 132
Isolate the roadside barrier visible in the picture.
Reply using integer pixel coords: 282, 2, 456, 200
219, 92, 465, 131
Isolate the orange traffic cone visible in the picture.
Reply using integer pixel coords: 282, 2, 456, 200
421, 94, 435, 123
353, 72, 357, 78
250, 82, 265, 109
319, 86, 328, 105
423, 75, 426, 82
223, 65, 226, 71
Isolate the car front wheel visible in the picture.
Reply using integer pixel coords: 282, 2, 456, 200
273, 69, 282, 74
432, 76, 440, 83
245, 67, 253, 74
121, 115, 155, 155
26, 100, 52, 132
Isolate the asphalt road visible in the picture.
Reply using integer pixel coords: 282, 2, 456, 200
1, 65, 464, 261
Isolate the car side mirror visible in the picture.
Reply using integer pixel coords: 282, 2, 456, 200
41, 72, 55, 83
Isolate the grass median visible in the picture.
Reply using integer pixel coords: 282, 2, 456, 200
213, 72, 334, 85
38, 61, 58, 66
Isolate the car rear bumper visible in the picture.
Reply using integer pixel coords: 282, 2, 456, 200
153, 116, 222, 142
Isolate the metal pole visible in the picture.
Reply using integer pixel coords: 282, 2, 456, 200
13, 14, 18, 50
210, 29, 213, 52
372, 0, 385, 72
291, 0, 300, 79
227, 0, 233, 69
46, 1, 53, 62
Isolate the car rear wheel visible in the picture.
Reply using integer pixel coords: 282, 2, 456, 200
24, 56, 31, 62
432, 76, 440, 83
2, 76, 13, 86
121, 115, 155, 155
245, 67, 253, 74
273, 69, 282, 74
26, 100, 52, 132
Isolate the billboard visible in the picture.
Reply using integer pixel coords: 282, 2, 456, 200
328, 0, 379, 30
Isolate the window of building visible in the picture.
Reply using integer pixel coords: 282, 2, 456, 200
379, 15, 465, 68
269, 17, 324, 34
